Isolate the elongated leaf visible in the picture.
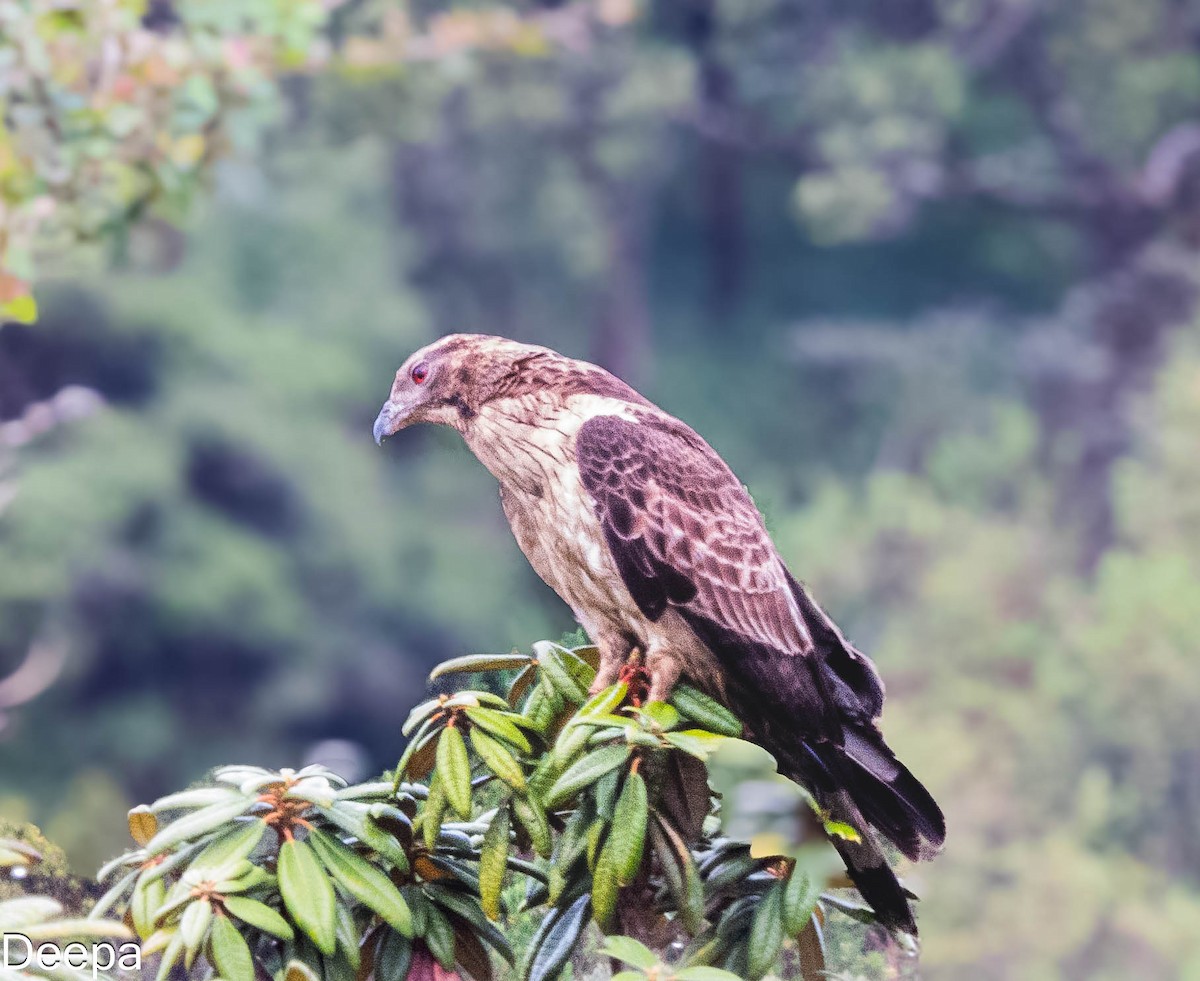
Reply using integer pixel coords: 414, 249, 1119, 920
307, 828, 413, 937
653, 818, 704, 934
151, 787, 241, 812
189, 818, 268, 872
470, 727, 527, 792
423, 903, 456, 970
180, 898, 213, 968
436, 725, 473, 820
525, 895, 590, 981
316, 803, 409, 871
222, 895, 294, 940
670, 685, 743, 737
537, 650, 588, 705
464, 707, 533, 753
637, 702, 681, 731
675, 968, 745, 981
479, 806, 510, 921
746, 881, 784, 980
577, 682, 629, 718
278, 839, 337, 955
143, 796, 252, 855
609, 772, 648, 886
132, 871, 166, 938
507, 663, 538, 707
374, 929, 412, 981
511, 794, 552, 858
591, 836, 619, 928
545, 744, 631, 808
422, 772, 447, 850
335, 899, 361, 969
600, 936, 657, 969
664, 729, 727, 760
430, 653, 532, 679
782, 860, 824, 936
155, 931, 184, 981
425, 886, 514, 963
402, 699, 444, 738
209, 912, 254, 981
89, 867, 139, 922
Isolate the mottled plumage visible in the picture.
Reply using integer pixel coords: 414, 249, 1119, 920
374, 333, 945, 934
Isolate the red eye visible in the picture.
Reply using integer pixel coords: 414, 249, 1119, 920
411, 363, 429, 385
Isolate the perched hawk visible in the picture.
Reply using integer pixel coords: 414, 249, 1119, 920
374, 333, 944, 934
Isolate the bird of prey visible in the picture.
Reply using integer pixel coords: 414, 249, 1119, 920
373, 333, 944, 934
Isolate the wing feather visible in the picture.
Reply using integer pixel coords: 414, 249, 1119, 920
575, 414, 813, 656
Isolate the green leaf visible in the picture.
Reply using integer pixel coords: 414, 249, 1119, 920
209, 913, 255, 981
470, 726, 527, 792
637, 701, 681, 731
222, 896, 294, 940
545, 744, 632, 808
577, 682, 628, 718
402, 699, 444, 738
653, 818, 704, 935
675, 968, 745, 981
307, 828, 413, 937
599, 936, 657, 970
479, 806, 511, 921
430, 653, 532, 679
316, 803, 409, 871
131, 872, 166, 939
283, 959, 320, 981
422, 772, 447, 850
278, 838, 337, 955
156, 931, 184, 981
669, 685, 743, 737
189, 819, 267, 872
423, 902, 455, 970
425, 885, 514, 964
664, 729, 727, 761
525, 895, 590, 981
437, 725, 474, 819
591, 836, 619, 928
609, 772, 648, 886
151, 787, 243, 812
374, 929, 412, 981
746, 881, 784, 980
782, 858, 825, 936
512, 793, 552, 859
180, 898, 213, 968
143, 796, 253, 855
464, 707, 533, 753
536, 648, 588, 704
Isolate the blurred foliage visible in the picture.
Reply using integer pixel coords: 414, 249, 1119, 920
3, 0, 1200, 978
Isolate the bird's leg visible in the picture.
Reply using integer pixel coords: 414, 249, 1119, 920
587, 628, 634, 695
644, 640, 683, 703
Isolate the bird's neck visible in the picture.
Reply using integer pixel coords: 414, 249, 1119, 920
461, 393, 638, 495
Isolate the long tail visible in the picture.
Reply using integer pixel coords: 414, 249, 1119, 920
719, 576, 945, 935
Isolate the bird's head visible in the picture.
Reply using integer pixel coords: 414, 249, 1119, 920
372, 333, 560, 444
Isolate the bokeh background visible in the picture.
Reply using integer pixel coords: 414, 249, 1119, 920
3, 1, 1200, 977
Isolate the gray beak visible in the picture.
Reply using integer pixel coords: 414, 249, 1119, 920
373, 403, 397, 446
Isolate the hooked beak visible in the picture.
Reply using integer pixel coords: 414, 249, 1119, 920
373, 401, 404, 446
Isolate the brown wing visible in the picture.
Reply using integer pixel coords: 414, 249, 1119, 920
574, 413, 813, 657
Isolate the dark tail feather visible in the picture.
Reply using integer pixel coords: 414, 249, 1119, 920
832, 830, 919, 936
830, 728, 946, 862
